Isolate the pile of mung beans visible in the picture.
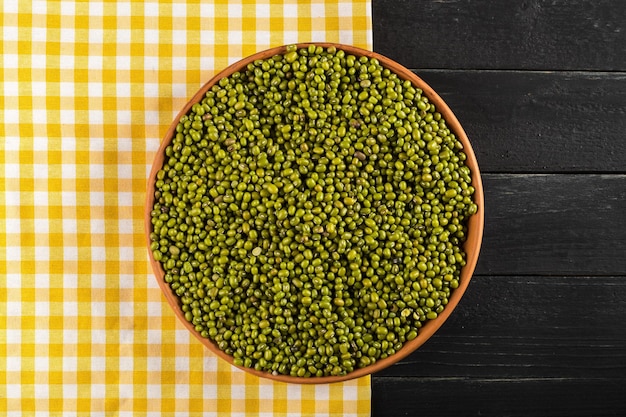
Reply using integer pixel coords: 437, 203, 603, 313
149, 44, 477, 377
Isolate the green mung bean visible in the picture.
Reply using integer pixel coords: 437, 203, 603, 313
150, 44, 478, 378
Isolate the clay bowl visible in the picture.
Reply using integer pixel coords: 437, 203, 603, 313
145, 43, 484, 384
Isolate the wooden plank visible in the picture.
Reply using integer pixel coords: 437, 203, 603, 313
414, 70, 626, 173
375, 276, 626, 379
371, 377, 626, 417
476, 174, 626, 275
371, 2, 626, 416
373, 0, 626, 71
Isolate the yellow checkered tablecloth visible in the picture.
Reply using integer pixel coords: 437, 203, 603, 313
0, 1, 372, 415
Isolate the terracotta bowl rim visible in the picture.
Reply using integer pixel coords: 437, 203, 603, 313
145, 42, 484, 384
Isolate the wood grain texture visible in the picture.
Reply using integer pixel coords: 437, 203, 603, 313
476, 174, 626, 275
372, 1, 626, 415
372, 377, 626, 417
373, 0, 626, 71
378, 276, 626, 379
372, 275, 626, 416
413, 70, 626, 173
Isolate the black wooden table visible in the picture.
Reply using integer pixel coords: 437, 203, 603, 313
371, 1, 626, 415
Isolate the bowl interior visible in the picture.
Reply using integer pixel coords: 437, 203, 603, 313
145, 43, 484, 384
